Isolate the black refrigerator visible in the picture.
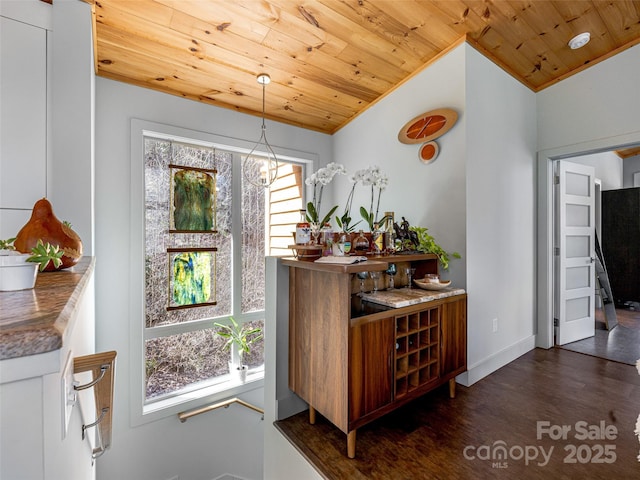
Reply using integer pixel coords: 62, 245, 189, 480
601, 187, 640, 307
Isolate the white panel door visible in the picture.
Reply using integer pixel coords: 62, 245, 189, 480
555, 161, 596, 345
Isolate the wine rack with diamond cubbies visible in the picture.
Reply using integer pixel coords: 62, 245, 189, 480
395, 307, 440, 398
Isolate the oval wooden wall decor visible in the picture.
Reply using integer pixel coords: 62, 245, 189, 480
419, 141, 439, 164
398, 108, 457, 145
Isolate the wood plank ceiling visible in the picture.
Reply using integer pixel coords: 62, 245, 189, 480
84, 0, 640, 134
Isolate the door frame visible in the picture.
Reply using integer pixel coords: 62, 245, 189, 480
536, 131, 640, 349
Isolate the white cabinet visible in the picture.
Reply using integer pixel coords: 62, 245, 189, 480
0, 15, 48, 236
0, 261, 96, 480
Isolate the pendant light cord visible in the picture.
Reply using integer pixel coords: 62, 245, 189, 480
243, 74, 279, 188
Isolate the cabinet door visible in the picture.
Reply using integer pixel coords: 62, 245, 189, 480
349, 317, 394, 422
0, 17, 47, 211
440, 296, 467, 378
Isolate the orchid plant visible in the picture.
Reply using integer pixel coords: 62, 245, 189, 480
305, 162, 346, 226
336, 172, 361, 233
358, 165, 389, 231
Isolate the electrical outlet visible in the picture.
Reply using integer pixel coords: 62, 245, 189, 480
61, 351, 76, 438
492, 318, 498, 333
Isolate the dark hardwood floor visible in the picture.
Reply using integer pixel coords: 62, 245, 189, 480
275, 348, 640, 479
560, 307, 640, 366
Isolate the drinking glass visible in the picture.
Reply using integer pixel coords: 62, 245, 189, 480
369, 271, 382, 292
385, 263, 397, 290
356, 271, 368, 296
405, 267, 416, 288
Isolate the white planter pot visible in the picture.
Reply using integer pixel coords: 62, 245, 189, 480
0, 253, 38, 291
229, 361, 248, 383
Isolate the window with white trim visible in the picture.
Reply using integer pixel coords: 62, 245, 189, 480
142, 133, 304, 403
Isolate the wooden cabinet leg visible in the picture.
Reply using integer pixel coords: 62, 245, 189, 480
347, 430, 356, 459
309, 406, 316, 425
449, 378, 456, 398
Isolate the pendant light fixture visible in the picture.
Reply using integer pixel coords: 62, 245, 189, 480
243, 73, 279, 188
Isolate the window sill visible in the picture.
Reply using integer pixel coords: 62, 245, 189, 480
132, 369, 265, 426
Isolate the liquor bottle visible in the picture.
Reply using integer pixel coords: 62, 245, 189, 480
383, 211, 395, 253
320, 222, 333, 256
335, 231, 351, 256
372, 222, 383, 254
295, 209, 311, 245
353, 230, 370, 253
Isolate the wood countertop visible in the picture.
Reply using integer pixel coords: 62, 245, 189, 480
0, 257, 95, 360
282, 252, 439, 274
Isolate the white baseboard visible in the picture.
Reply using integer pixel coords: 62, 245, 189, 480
456, 334, 537, 387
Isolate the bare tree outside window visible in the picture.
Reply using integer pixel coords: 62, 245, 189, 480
142, 136, 301, 401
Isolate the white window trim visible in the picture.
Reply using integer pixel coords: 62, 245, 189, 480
129, 118, 317, 426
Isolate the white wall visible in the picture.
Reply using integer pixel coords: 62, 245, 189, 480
333, 43, 537, 386
333, 44, 467, 286
624, 155, 640, 188
537, 44, 640, 152
463, 45, 537, 383
94, 77, 331, 480
568, 151, 623, 190
50, 0, 95, 256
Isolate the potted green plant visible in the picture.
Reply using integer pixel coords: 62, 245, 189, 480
214, 317, 263, 383
0, 238, 64, 291
408, 226, 461, 271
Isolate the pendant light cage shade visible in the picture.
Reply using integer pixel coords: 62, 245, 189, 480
243, 73, 279, 188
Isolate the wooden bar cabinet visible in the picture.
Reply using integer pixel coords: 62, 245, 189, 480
283, 253, 467, 458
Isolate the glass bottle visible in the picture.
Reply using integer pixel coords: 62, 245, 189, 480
337, 231, 351, 255
295, 209, 311, 245
383, 211, 395, 254
320, 222, 333, 256
353, 230, 370, 254
372, 222, 383, 254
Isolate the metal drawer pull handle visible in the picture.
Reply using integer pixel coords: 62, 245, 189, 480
82, 407, 109, 440
74, 364, 109, 391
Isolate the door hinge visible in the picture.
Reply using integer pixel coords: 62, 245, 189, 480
553, 318, 559, 327
554, 247, 560, 256
554, 175, 560, 185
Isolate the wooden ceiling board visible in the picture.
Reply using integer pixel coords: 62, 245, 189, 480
616, 146, 640, 159
315, 0, 447, 59
491, 1, 572, 75
81, 0, 640, 134
96, 3, 368, 129
592, 1, 640, 51
271, 0, 437, 93
169, 1, 394, 104
505, 1, 577, 72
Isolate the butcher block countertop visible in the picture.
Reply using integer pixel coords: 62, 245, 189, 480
0, 257, 95, 360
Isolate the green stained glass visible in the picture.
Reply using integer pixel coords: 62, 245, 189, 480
172, 251, 211, 305
173, 169, 214, 231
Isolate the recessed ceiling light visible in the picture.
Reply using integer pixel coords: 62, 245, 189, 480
568, 32, 591, 50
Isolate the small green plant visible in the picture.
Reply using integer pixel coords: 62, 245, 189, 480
0, 237, 16, 250
1, 238, 64, 271
213, 317, 263, 366
408, 226, 461, 271
26, 239, 64, 271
